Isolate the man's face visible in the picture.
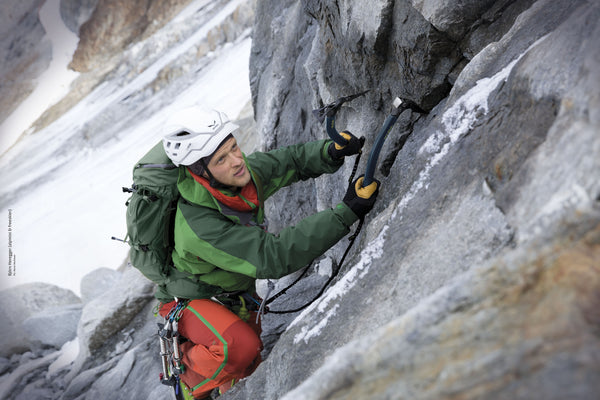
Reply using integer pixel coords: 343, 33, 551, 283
206, 137, 251, 188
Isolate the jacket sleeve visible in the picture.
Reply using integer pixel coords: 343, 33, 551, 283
174, 200, 358, 280
247, 139, 343, 199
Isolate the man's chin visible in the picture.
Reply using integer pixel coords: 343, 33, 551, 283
232, 172, 251, 188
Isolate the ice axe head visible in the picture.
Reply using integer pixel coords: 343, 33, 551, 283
392, 97, 427, 116
312, 90, 369, 124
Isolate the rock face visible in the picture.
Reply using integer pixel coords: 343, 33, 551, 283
69, 0, 195, 72
0, 283, 81, 357
22, 304, 82, 349
281, 227, 600, 400
79, 267, 121, 304
61, 267, 159, 400
0, 0, 99, 143
227, 0, 600, 399
0, 0, 50, 124
76, 267, 154, 354
59, 0, 99, 33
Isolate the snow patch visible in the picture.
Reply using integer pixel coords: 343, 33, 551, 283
396, 36, 548, 220
47, 339, 80, 377
293, 304, 339, 344
316, 258, 333, 277
290, 226, 389, 344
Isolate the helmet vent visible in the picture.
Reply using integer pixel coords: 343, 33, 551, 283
161, 109, 238, 166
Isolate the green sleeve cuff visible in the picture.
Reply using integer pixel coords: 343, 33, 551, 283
334, 202, 359, 227
322, 140, 344, 166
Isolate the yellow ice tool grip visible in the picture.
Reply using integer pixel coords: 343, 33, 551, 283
356, 177, 378, 199
334, 131, 352, 150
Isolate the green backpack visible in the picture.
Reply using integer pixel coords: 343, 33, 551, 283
122, 141, 180, 285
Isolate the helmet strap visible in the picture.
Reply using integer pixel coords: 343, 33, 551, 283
198, 159, 217, 187
201, 159, 233, 190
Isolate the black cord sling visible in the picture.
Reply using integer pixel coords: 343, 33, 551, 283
263, 152, 364, 314
260, 95, 421, 316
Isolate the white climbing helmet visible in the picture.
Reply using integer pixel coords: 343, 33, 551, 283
162, 107, 239, 166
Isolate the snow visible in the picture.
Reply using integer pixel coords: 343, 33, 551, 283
290, 226, 389, 344
394, 36, 548, 220
0, 0, 80, 156
0, 0, 253, 295
47, 339, 80, 377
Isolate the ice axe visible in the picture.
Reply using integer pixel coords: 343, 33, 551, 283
312, 90, 369, 146
314, 92, 426, 186
362, 97, 427, 186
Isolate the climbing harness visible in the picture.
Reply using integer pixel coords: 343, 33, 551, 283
158, 298, 189, 400
211, 291, 261, 321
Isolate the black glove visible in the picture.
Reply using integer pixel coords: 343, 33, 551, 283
343, 175, 380, 219
328, 131, 365, 160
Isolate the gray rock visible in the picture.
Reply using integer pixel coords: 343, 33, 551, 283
83, 348, 136, 398
0, 283, 80, 357
0, 351, 60, 400
409, 0, 498, 40
0, 357, 10, 375
59, 0, 99, 33
226, 0, 600, 399
22, 304, 83, 349
62, 358, 117, 399
79, 267, 121, 304
281, 226, 600, 400
0, 0, 51, 124
13, 378, 56, 400
77, 266, 154, 355
62, 300, 170, 400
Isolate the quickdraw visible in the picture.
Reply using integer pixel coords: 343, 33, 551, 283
158, 298, 189, 400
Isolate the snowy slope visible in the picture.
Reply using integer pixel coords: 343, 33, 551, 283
0, 0, 253, 295
0, 0, 79, 157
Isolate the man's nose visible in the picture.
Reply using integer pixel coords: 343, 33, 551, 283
230, 153, 244, 166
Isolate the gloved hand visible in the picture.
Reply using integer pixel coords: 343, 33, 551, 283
328, 131, 365, 160
343, 175, 380, 219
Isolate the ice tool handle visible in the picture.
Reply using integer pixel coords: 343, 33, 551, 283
362, 97, 404, 187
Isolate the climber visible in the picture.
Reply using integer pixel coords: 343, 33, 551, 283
156, 106, 381, 399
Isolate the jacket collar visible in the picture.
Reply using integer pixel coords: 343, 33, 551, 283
187, 168, 259, 212
177, 155, 264, 224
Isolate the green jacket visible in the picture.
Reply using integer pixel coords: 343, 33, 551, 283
155, 139, 359, 301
